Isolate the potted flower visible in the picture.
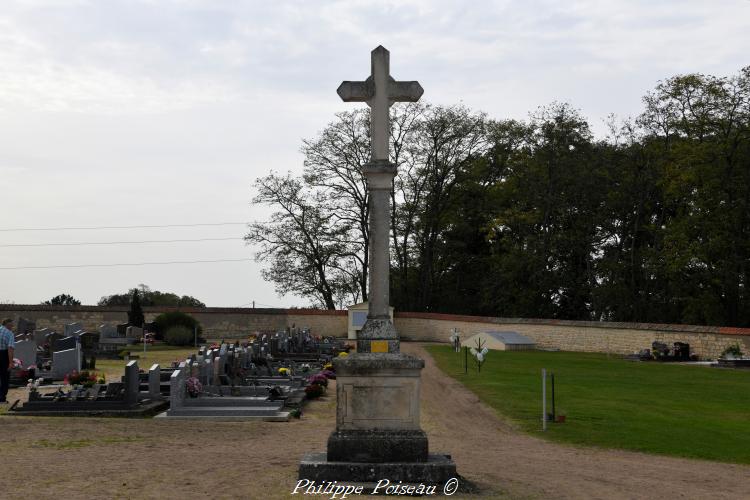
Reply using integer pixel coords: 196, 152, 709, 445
278, 367, 291, 376
186, 377, 202, 398
307, 373, 328, 388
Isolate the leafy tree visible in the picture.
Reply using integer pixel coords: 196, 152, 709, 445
98, 284, 205, 308
42, 294, 81, 306
247, 66, 750, 327
153, 311, 202, 341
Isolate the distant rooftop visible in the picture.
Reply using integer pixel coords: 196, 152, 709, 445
483, 331, 535, 345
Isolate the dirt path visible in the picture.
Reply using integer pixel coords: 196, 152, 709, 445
405, 343, 750, 499
1, 345, 748, 499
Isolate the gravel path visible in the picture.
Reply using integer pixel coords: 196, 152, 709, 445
0, 344, 747, 499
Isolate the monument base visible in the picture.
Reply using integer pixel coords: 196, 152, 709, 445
299, 452, 457, 485
327, 429, 428, 462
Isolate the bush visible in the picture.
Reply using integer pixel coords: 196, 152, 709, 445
721, 344, 743, 358
153, 311, 202, 341
164, 325, 195, 346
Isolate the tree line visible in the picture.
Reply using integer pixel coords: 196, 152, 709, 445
247, 67, 750, 327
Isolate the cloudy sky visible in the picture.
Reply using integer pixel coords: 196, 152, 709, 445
1, 0, 748, 308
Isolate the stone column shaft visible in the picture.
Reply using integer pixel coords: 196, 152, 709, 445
358, 160, 398, 353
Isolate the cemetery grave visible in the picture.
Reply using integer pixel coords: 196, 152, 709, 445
161, 334, 337, 420
10, 359, 168, 417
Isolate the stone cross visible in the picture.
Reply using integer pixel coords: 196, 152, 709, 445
337, 46, 423, 162
338, 46, 423, 353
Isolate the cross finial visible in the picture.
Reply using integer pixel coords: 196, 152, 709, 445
337, 46, 423, 162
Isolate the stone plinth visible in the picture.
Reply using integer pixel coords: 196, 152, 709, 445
299, 452, 456, 485
328, 353, 426, 462
299, 353, 457, 486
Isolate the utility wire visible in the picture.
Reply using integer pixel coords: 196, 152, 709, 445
0, 258, 251, 270
0, 222, 248, 232
0, 237, 244, 248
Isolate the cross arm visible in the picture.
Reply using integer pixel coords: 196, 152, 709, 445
337, 79, 373, 102
388, 80, 423, 102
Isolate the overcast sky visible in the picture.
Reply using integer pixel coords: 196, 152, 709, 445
1, 0, 748, 308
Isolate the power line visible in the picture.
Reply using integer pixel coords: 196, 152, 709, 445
0, 222, 248, 232
0, 237, 244, 248
0, 258, 251, 270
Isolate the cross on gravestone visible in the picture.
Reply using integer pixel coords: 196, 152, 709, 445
338, 46, 423, 353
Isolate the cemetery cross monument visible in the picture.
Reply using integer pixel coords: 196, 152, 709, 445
299, 46, 456, 486
337, 45, 423, 353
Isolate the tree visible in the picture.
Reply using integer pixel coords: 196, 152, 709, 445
128, 289, 144, 328
42, 294, 81, 306
636, 67, 750, 326
246, 173, 353, 309
98, 284, 206, 307
391, 103, 489, 311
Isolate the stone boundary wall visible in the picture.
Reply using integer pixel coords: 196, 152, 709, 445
2, 305, 748, 359
393, 313, 750, 360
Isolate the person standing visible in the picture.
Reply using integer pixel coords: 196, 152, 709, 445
0, 318, 15, 404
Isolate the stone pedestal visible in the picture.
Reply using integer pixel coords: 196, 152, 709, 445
298, 352, 456, 486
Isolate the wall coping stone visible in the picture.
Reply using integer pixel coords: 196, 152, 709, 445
1, 304, 748, 336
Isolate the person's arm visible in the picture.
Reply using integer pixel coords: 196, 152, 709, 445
7, 346, 13, 370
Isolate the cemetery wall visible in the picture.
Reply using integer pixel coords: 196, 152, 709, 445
2, 305, 749, 359
394, 313, 750, 360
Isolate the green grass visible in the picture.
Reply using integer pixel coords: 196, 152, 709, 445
95, 346, 197, 381
426, 345, 750, 464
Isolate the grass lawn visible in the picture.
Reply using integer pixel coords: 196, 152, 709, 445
426, 345, 750, 464
94, 345, 197, 381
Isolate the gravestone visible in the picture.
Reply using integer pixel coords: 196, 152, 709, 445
45, 331, 63, 348
14, 339, 37, 368
148, 364, 161, 400
299, 46, 456, 486
125, 326, 143, 339
53, 336, 76, 353
52, 348, 80, 379
34, 328, 53, 345
169, 362, 186, 412
79, 332, 99, 369
64, 322, 84, 337
124, 360, 140, 405
16, 317, 36, 337
99, 324, 118, 339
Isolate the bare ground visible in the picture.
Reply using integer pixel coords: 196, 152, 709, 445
0, 343, 747, 500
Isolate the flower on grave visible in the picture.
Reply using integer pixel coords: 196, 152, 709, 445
323, 363, 334, 372
97, 374, 106, 384
481, 347, 489, 356
337, 351, 348, 358
320, 369, 336, 380
307, 373, 328, 387
64, 370, 100, 388
12, 358, 23, 369
476, 352, 484, 363
304, 383, 325, 399
470, 347, 477, 356
185, 377, 202, 397
278, 367, 290, 376
26, 377, 43, 393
